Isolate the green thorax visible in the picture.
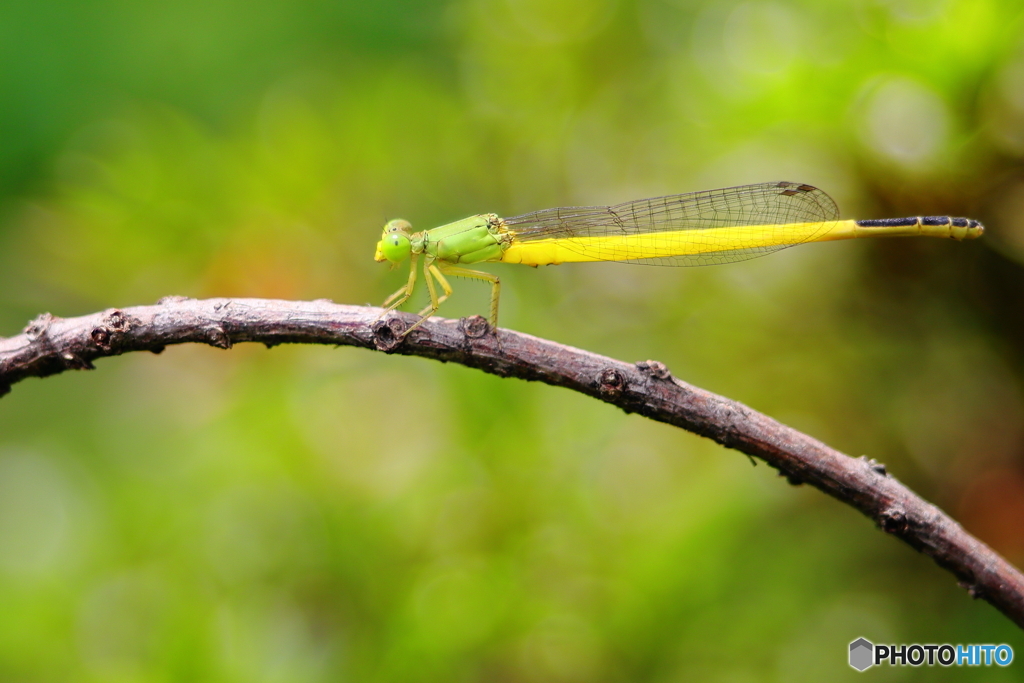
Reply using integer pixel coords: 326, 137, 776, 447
420, 213, 509, 265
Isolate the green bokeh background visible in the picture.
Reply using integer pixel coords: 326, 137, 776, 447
1, 0, 1024, 679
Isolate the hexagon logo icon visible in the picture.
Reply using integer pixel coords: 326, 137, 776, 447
849, 638, 874, 671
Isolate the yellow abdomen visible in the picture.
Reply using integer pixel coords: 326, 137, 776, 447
500, 220, 858, 265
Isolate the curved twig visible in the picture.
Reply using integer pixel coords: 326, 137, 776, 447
1, 297, 1022, 628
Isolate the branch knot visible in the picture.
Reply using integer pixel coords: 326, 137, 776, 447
460, 315, 491, 340
91, 309, 135, 353
598, 368, 626, 397
24, 312, 58, 341
371, 317, 406, 352
206, 324, 233, 349
880, 505, 908, 534
636, 359, 672, 380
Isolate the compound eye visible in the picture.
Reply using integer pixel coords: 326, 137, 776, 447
385, 219, 412, 234
380, 232, 411, 262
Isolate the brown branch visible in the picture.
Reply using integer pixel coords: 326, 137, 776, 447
2, 296, 1023, 628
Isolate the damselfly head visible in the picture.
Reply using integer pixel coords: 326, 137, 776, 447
375, 219, 413, 263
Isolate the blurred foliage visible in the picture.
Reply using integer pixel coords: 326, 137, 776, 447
1, 0, 1024, 680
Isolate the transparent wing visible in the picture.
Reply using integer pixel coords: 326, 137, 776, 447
500, 181, 840, 266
